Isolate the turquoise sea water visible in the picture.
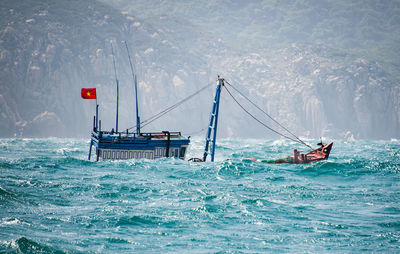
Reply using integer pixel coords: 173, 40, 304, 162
0, 138, 399, 253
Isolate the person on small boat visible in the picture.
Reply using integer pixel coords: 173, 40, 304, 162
245, 156, 293, 163
261, 156, 293, 164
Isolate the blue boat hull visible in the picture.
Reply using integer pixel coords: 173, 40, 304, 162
89, 131, 190, 161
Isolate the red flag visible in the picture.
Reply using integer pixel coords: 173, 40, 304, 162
81, 88, 96, 99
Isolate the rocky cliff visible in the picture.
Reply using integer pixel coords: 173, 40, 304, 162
0, 0, 211, 137
0, 0, 399, 139
213, 44, 399, 139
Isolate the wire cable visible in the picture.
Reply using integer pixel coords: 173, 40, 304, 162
223, 84, 313, 150
224, 79, 312, 149
127, 82, 213, 131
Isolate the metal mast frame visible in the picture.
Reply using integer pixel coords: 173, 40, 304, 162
203, 77, 224, 162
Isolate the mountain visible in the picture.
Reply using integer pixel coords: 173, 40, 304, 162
104, 0, 400, 55
1, 0, 126, 137
0, 0, 212, 137
0, 0, 399, 139
215, 44, 399, 139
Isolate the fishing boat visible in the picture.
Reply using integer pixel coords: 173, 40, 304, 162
84, 42, 190, 161
245, 142, 333, 164
89, 130, 190, 161
289, 142, 333, 164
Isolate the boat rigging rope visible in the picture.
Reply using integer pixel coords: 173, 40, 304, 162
223, 81, 313, 150
128, 82, 213, 131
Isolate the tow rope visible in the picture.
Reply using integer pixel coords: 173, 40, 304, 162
223, 80, 313, 150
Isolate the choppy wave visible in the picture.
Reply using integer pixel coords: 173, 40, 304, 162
0, 138, 399, 252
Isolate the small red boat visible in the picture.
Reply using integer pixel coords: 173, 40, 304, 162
245, 142, 333, 164
288, 142, 333, 164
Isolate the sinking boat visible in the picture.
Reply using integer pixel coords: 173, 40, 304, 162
197, 78, 333, 164
289, 142, 333, 164
85, 42, 190, 161
245, 142, 333, 164
89, 130, 190, 161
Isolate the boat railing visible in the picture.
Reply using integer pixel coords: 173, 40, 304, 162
92, 130, 186, 141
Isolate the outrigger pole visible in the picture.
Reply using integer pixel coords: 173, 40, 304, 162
203, 77, 224, 162
111, 42, 119, 133
124, 41, 140, 135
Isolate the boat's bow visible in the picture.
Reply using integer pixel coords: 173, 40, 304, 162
298, 142, 333, 163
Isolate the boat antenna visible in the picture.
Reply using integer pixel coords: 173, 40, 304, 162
111, 42, 119, 133
124, 41, 140, 135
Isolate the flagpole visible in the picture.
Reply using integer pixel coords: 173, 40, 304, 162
95, 96, 98, 131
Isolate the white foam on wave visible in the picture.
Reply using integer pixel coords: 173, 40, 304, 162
56, 147, 81, 155
0, 217, 27, 226
271, 139, 286, 146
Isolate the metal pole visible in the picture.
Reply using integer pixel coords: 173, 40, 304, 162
124, 41, 141, 135
211, 81, 222, 162
203, 77, 223, 162
88, 139, 93, 160
111, 42, 119, 133
116, 80, 119, 133
134, 75, 140, 135
95, 104, 99, 131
